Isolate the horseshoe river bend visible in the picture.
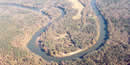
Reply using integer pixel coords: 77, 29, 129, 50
0, 0, 109, 62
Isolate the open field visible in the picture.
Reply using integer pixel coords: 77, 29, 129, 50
68, 0, 84, 20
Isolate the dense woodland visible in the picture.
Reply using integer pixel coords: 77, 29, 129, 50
96, 0, 129, 45
36, 0, 130, 64
58, 0, 130, 65
38, 0, 98, 57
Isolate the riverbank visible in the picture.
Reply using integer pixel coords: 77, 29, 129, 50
27, 0, 108, 62
38, 0, 101, 58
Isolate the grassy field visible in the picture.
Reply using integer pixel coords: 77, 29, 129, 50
0, 5, 48, 64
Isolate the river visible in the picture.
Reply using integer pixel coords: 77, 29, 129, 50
0, 0, 109, 63
28, 0, 109, 62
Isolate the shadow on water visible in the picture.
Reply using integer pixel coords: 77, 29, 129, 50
41, 10, 52, 19
56, 6, 67, 16
91, 0, 109, 50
